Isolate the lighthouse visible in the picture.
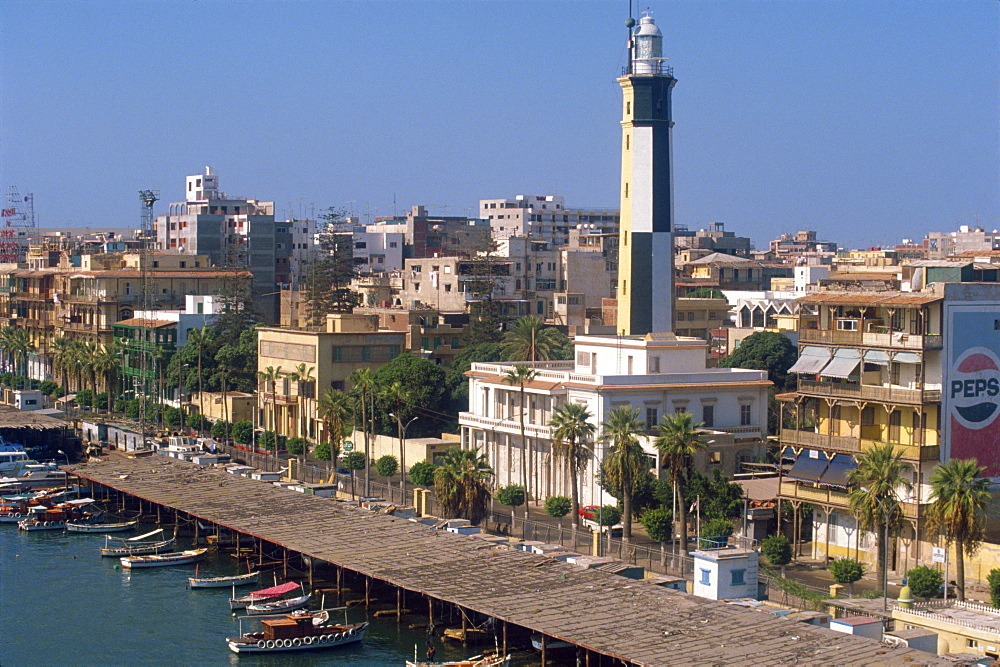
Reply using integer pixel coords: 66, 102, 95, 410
616, 12, 677, 336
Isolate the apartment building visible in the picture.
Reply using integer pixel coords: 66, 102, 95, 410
366, 205, 491, 259
678, 253, 769, 294
256, 314, 405, 442
355, 306, 470, 366
480, 195, 619, 247
459, 333, 771, 506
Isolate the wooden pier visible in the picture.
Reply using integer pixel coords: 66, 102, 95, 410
66, 457, 940, 666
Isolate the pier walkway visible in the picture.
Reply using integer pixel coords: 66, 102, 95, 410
66, 457, 940, 666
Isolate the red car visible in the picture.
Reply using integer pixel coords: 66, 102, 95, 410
577, 505, 601, 520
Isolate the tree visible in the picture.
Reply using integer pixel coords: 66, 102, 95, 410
445, 342, 502, 412
186, 412, 209, 432
343, 450, 367, 498
463, 239, 507, 346
699, 518, 734, 548
544, 495, 572, 526
640, 508, 673, 543
906, 566, 943, 600
313, 441, 332, 475
599, 406, 647, 541
285, 436, 306, 457
496, 484, 526, 525
501, 317, 561, 362
376, 454, 398, 480
231, 420, 254, 446
303, 207, 360, 325
0, 326, 35, 389
210, 420, 230, 441
502, 364, 537, 517
550, 402, 597, 527
370, 354, 450, 437
349, 367, 377, 497
654, 411, 709, 552
686, 287, 726, 299
829, 558, 865, 595
683, 469, 744, 521
317, 388, 351, 468
409, 461, 437, 487
594, 505, 621, 529
718, 331, 797, 391
50, 336, 74, 392
433, 447, 492, 525
256, 365, 283, 439
760, 534, 792, 577
286, 362, 315, 446
927, 458, 991, 602
381, 380, 414, 500
847, 443, 912, 590
260, 431, 278, 451
185, 327, 210, 431
987, 568, 1000, 609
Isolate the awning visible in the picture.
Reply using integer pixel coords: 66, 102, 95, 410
893, 351, 922, 364
780, 446, 797, 462
785, 450, 829, 482
819, 453, 857, 487
863, 350, 890, 365
788, 346, 832, 374
820, 348, 862, 379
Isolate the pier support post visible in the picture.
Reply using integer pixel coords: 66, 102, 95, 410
336, 566, 342, 598
365, 577, 370, 609
283, 547, 288, 579
308, 557, 314, 591
193, 517, 200, 546
461, 609, 467, 646
396, 587, 402, 621
502, 621, 507, 656
541, 636, 547, 665
428, 596, 433, 628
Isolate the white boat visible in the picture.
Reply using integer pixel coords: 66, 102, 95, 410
227, 609, 367, 654
67, 519, 138, 533
245, 592, 312, 615
100, 528, 175, 557
230, 581, 301, 610
120, 548, 208, 569
188, 570, 260, 589
530, 634, 573, 651
407, 653, 511, 667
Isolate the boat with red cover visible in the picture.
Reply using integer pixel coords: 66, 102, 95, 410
229, 581, 301, 611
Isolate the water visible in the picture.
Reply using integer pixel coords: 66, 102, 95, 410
0, 526, 497, 666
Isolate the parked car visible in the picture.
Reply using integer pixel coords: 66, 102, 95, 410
578, 505, 600, 520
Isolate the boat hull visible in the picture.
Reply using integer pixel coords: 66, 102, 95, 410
100, 539, 174, 557
17, 519, 67, 531
245, 593, 312, 615
67, 520, 138, 533
227, 623, 367, 654
120, 549, 208, 569
188, 572, 260, 588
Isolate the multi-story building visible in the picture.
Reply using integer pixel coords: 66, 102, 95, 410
924, 225, 1000, 259
256, 314, 406, 442
154, 167, 289, 322
674, 222, 752, 258
678, 252, 768, 294
355, 306, 470, 366
459, 333, 771, 506
480, 195, 619, 247
778, 287, 947, 571
366, 205, 491, 260
767, 230, 838, 261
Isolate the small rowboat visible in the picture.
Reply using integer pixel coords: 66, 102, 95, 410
407, 653, 512, 667
67, 519, 138, 533
120, 548, 208, 569
188, 571, 261, 589
230, 581, 301, 610
245, 592, 312, 615
100, 528, 175, 557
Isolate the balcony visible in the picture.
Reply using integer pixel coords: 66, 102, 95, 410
797, 379, 941, 404
799, 328, 942, 350
714, 424, 766, 440
781, 429, 940, 461
458, 412, 554, 440
779, 481, 920, 518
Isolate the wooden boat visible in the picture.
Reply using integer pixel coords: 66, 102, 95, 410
188, 570, 260, 589
227, 608, 367, 654
17, 498, 101, 531
530, 634, 573, 651
120, 548, 208, 569
230, 581, 301, 610
67, 519, 138, 533
245, 592, 312, 615
406, 653, 511, 667
100, 528, 174, 557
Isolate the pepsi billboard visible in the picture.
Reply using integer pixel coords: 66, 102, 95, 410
943, 306, 1000, 478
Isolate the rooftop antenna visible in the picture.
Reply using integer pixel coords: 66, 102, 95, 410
625, 1, 636, 75
137, 189, 160, 441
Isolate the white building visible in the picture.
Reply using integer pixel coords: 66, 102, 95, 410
480, 195, 619, 247
459, 333, 771, 506
133, 295, 223, 346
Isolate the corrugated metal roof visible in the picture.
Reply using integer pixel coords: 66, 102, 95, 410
65, 456, 942, 666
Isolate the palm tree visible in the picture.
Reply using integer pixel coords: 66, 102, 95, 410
1, 326, 35, 388
350, 367, 377, 496
927, 458, 991, 601
550, 402, 597, 527
186, 327, 210, 429
653, 411, 709, 553
847, 443, 912, 588
501, 316, 559, 362
77, 341, 99, 410
256, 365, 283, 438
599, 406, 647, 541
50, 336, 74, 391
433, 447, 492, 524
381, 380, 413, 500
287, 363, 315, 443
92, 343, 119, 414
317, 388, 351, 468
502, 364, 537, 517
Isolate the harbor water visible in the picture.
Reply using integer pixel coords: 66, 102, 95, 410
0, 525, 503, 666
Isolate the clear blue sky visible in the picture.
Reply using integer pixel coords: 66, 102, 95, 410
1, 1, 997, 250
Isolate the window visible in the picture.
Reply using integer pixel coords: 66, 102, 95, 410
740, 404, 752, 426
389, 241, 397, 248
687, 312, 696, 321
702, 404, 714, 427
645, 407, 658, 430
699, 569, 710, 585
889, 410, 901, 442
889, 362, 900, 386
648, 356, 660, 373
179, 261, 186, 268
421, 337, 429, 349
731, 569, 745, 586
577, 351, 590, 366
444, 284, 452, 292
836, 319, 859, 331
627, 356, 633, 374
861, 405, 876, 426
625, 134, 630, 150
676, 312, 685, 322
708, 451, 721, 465
675, 406, 686, 415
451, 337, 460, 349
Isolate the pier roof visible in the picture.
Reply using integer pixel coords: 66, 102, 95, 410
67, 457, 942, 666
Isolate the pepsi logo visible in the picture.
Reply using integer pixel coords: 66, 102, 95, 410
949, 347, 1000, 430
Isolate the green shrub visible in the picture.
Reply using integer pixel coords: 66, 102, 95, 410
639, 508, 672, 542
39, 380, 58, 396
699, 518, 734, 547
544, 496, 572, 521
210, 420, 230, 440
186, 412, 209, 431
595, 505, 621, 527
231, 420, 253, 445
760, 534, 792, 569
987, 568, 1000, 609
496, 485, 526, 510
343, 451, 367, 471
285, 437, 306, 456
375, 455, 398, 478
408, 461, 437, 486
830, 558, 866, 595
906, 566, 943, 600
313, 441, 331, 462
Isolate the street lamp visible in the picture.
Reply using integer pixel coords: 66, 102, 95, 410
389, 412, 418, 505
56, 449, 70, 490
861, 486, 898, 612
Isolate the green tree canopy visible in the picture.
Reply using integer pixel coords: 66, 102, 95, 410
343, 451, 367, 471
409, 461, 437, 486
829, 558, 865, 592
685, 287, 726, 299
544, 495, 572, 521
285, 437, 306, 456
718, 331, 797, 391
231, 419, 253, 445
375, 454, 398, 478
303, 208, 360, 324
432, 447, 492, 524
639, 508, 673, 543
760, 534, 792, 573
594, 505, 622, 528
371, 353, 451, 437
682, 469, 744, 521
906, 566, 943, 600
313, 441, 332, 462
699, 518, 734, 548
496, 484, 526, 510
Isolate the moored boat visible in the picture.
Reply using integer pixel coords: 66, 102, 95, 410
226, 608, 367, 654
17, 498, 102, 531
406, 652, 511, 667
100, 528, 175, 557
120, 548, 208, 569
66, 518, 138, 533
245, 592, 312, 615
229, 581, 301, 610
188, 570, 260, 589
